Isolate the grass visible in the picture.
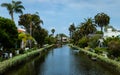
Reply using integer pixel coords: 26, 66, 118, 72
69, 44, 120, 73
0, 45, 54, 74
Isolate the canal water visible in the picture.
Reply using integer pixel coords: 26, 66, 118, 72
5, 45, 118, 75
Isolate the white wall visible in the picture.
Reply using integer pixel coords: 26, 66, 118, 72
103, 28, 120, 39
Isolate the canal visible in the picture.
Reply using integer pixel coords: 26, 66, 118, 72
5, 45, 118, 75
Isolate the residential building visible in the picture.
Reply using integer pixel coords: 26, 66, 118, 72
103, 28, 120, 39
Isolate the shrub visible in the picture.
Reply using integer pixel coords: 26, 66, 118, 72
88, 35, 101, 48
108, 40, 120, 57
96, 31, 103, 34
104, 37, 120, 47
94, 47, 107, 54
78, 37, 88, 48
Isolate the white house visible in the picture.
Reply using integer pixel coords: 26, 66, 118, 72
103, 28, 120, 39
57, 36, 69, 43
18, 28, 26, 33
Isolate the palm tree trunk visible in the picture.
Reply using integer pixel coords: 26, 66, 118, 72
29, 21, 32, 48
70, 31, 72, 39
101, 27, 103, 32
11, 12, 14, 21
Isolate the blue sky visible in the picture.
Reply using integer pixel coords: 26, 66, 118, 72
0, 0, 120, 36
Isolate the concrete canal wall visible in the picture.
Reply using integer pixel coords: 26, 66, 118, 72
0, 45, 54, 74
69, 44, 120, 74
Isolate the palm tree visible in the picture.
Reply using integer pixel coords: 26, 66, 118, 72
51, 29, 55, 36
1, 0, 25, 21
18, 32, 35, 49
94, 12, 110, 32
19, 13, 43, 36
79, 18, 96, 36
59, 33, 66, 44
69, 23, 76, 39
19, 13, 43, 48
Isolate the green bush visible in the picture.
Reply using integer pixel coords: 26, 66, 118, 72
0, 57, 3, 62
108, 40, 120, 57
45, 36, 57, 45
94, 47, 107, 54
78, 37, 88, 48
104, 37, 120, 47
96, 31, 103, 34
88, 35, 101, 48
104, 37, 120, 57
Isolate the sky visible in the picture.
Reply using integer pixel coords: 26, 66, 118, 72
0, 0, 120, 36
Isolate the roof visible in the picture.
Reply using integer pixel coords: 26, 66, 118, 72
18, 28, 26, 33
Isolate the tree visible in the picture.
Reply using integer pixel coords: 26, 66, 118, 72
19, 13, 45, 48
0, 17, 18, 50
72, 30, 81, 45
79, 18, 96, 36
94, 12, 110, 32
19, 13, 47, 48
58, 33, 67, 44
51, 29, 55, 36
18, 32, 36, 49
1, 0, 25, 21
69, 23, 76, 39
19, 13, 43, 35
33, 27, 48, 47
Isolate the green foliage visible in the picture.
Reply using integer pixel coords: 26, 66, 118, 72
79, 18, 96, 36
69, 23, 76, 39
88, 35, 101, 48
18, 32, 35, 49
72, 29, 82, 45
108, 40, 120, 57
0, 45, 53, 74
70, 44, 120, 73
78, 37, 88, 48
18, 13, 48, 48
104, 37, 120, 57
19, 13, 43, 34
1, 1, 25, 21
104, 37, 120, 47
94, 12, 110, 32
33, 28, 48, 47
0, 17, 18, 50
51, 29, 55, 36
45, 36, 57, 44
94, 47, 107, 54
95, 31, 103, 34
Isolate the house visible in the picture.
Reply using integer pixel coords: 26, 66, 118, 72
57, 36, 69, 43
18, 28, 26, 33
103, 28, 120, 39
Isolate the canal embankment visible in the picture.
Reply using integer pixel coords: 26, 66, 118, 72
0, 45, 54, 74
69, 44, 120, 74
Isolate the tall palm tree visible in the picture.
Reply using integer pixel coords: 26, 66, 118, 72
19, 13, 43, 48
69, 23, 76, 39
1, 0, 25, 21
19, 13, 43, 36
79, 18, 96, 36
51, 29, 55, 36
94, 12, 110, 32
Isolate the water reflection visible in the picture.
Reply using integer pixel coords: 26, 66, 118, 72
5, 45, 119, 75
